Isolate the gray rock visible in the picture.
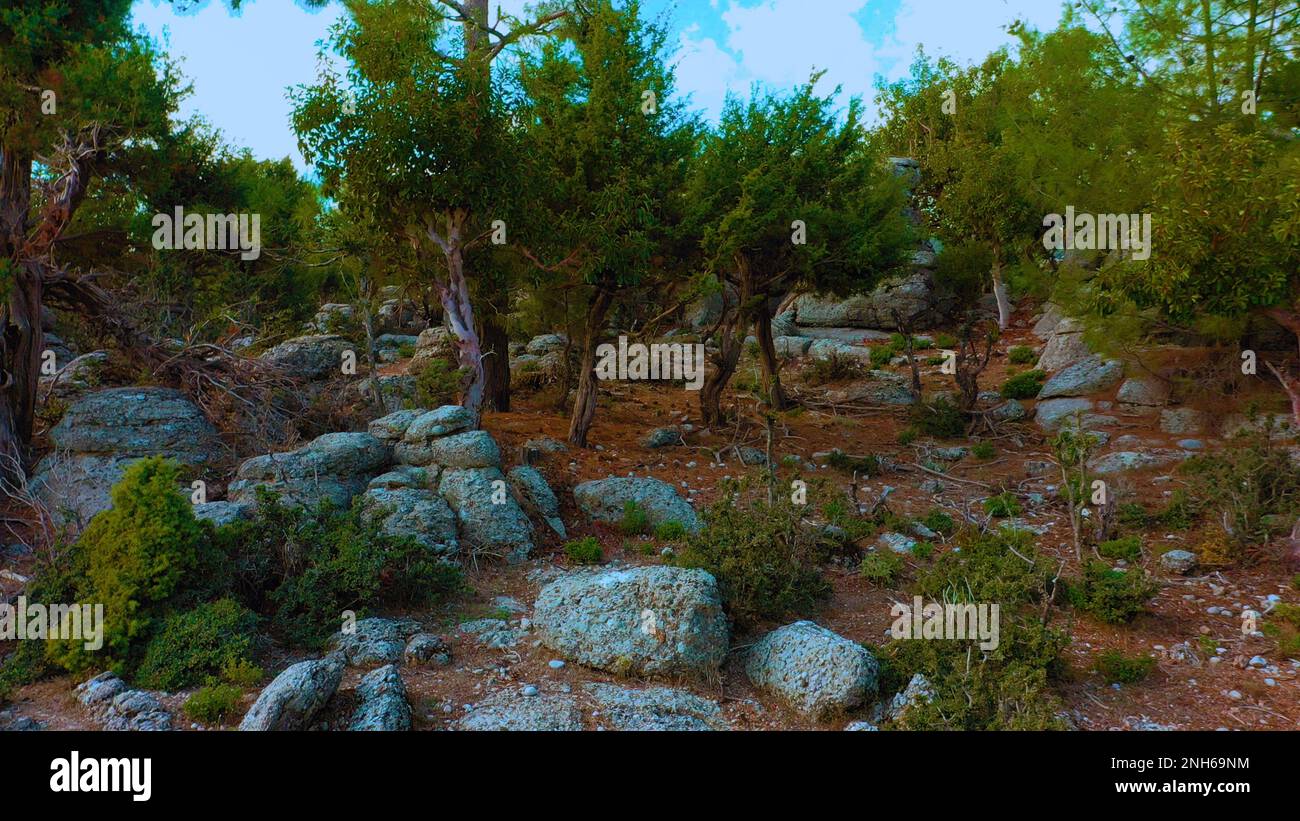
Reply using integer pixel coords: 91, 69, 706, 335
1219, 412, 1295, 440
368, 409, 426, 444
774, 336, 813, 357
239, 654, 346, 731
878, 532, 917, 554
1036, 319, 1091, 371
439, 467, 535, 562
76, 671, 127, 707
348, 664, 411, 731
1160, 408, 1213, 435
526, 334, 568, 356
1037, 355, 1123, 399
807, 338, 870, 362
987, 399, 1027, 423
794, 271, 949, 330
876, 673, 934, 727
1160, 550, 1197, 575
771, 310, 798, 338
192, 500, 255, 528
746, 621, 879, 720
366, 465, 435, 490
310, 303, 354, 333
823, 371, 918, 405
1116, 378, 1169, 407
397, 429, 500, 469
103, 690, 173, 732
260, 334, 353, 379
39, 350, 108, 398
1032, 304, 1066, 340
642, 427, 684, 449
572, 477, 700, 533
408, 327, 457, 371
1033, 397, 1096, 431
1089, 450, 1186, 474
584, 683, 727, 731
525, 437, 568, 455
360, 486, 459, 555
31, 387, 223, 528
459, 618, 520, 649
328, 618, 420, 667
534, 566, 729, 679
456, 690, 583, 731
508, 465, 565, 538
229, 432, 388, 508
404, 633, 452, 666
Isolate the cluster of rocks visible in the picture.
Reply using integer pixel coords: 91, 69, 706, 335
75, 672, 173, 731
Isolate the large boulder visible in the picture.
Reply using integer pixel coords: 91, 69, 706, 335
584, 683, 727, 731
456, 690, 584, 731
438, 467, 534, 562
533, 566, 729, 679
572, 477, 700, 532
228, 432, 389, 508
360, 486, 459, 555
1036, 318, 1092, 372
507, 465, 565, 538
745, 621, 879, 720
260, 334, 354, 379
31, 387, 223, 527
39, 350, 107, 399
328, 617, 421, 668
1037, 355, 1123, 399
239, 654, 345, 731
824, 371, 918, 406
1116, 377, 1169, 407
409, 327, 457, 372
348, 664, 411, 731
398, 429, 500, 469
793, 270, 949, 330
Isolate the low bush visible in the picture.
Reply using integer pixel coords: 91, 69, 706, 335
618, 500, 650, 536
970, 442, 995, 460
806, 351, 866, 384
983, 492, 1021, 518
1095, 649, 1156, 685
183, 682, 244, 725
674, 479, 831, 627
653, 520, 687, 541
563, 536, 603, 565
1000, 369, 1046, 400
919, 510, 955, 537
1007, 345, 1037, 365
1066, 562, 1159, 624
1098, 536, 1143, 563
860, 551, 904, 585
909, 395, 966, 438
135, 599, 260, 691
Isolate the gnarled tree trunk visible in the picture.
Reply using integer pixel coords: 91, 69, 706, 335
753, 299, 788, 410
567, 286, 613, 448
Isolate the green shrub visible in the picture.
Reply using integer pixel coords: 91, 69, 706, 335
897, 427, 919, 445
1008, 345, 1037, 365
219, 657, 264, 687
563, 536, 603, 565
971, 442, 996, 460
910, 540, 936, 559
983, 492, 1021, 518
183, 681, 243, 725
860, 551, 904, 585
1066, 562, 1159, 624
1179, 437, 1300, 547
920, 510, 955, 537
45, 457, 216, 676
1095, 649, 1156, 685
934, 332, 959, 349
413, 359, 466, 407
1117, 502, 1150, 528
909, 395, 966, 438
653, 521, 687, 541
674, 479, 831, 627
618, 500, 650, 536
868, 345, 895, 369
826, 450, 880, 475
1000, 369, 1046, 399
135, 599, 259, 691
885, 528, 1070, 730
806, 350, 866, 384
220, 490, 463, 648
1262, 603, 1300, 656
1154, 489, 1197, 530
1098, 536, 1143, 563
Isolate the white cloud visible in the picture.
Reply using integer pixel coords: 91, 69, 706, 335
879, 0, 1067, 80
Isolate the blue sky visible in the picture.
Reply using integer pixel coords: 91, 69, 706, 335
130, 0, 1069, 172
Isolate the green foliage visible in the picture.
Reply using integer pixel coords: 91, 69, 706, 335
1155, 490, 1197, 530
1179, 436, 1300, 547
653, 521, 687, 542
1095, 650, 1156, 685
826, 450, 880, 476
920, 510, 955, 537
1262, 603, 1300, 657
219, 657, 264, 688
183, 682, 243, 725
674, 480, 831, 627
219, 490, 463, 648
885, 529, 1070, 730
934, 332, 959, 349
1066, 562, 1160, 625
563, 536, 603, 565
860, 551, 904, 585
970, 441, 995, 460
135, 599, 259, 691
412, 359, 465, 409
983, 492, 1021, 518
805, 351, 866, 384
618, 500, 650, 536
1098, 536, 1143, 563
897, 427, 919, 445
1007, 345, 1037, 365
909, 395, 966, 438
1000, 369, 1046, 399
46, 457, 214, 675
910, 540, 936, 560
868, 345, 895, 369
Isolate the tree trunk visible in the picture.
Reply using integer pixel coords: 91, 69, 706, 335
0, 145, 36, 481
700, 258, 754, 426
567, 287, 613, 448
753, 301, 788, 409
480, 312, 511, 412
432, 216, 487, 423
990, 261, 1011, 329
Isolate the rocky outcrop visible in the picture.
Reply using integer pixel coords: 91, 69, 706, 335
31, 387, 224, 528
348, 664, 411, 731
239, 654, 345, 731
439, 467, 535, 562
360, 486, 459, 555
228, 432, 388, 508
507, 466, 565, 538
793, 270, 952, 330
1037, 355, 1123, 399
1036, 317, 1092, 372
584, 683, 727, 731
260, 334, 354, 379
745, 621, 879, 720
457, 689, 584, 731
534, 566, 729, 679
328, 618, 421, 667
572, 477, 700, 532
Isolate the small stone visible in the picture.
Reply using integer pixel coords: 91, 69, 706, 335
548, 659, 566, 669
